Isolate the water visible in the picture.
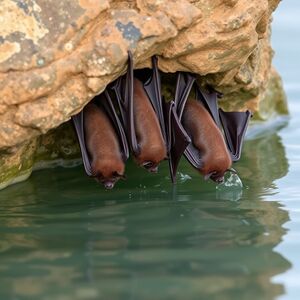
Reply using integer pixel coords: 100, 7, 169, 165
0, 2, 299, 299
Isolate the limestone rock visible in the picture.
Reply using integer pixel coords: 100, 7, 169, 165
0, 0, 287, 189
0, 122, 81, 190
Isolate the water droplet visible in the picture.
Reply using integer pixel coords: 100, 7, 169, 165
216, 171, 243, 201
178, 172, 192, 183
217, 171, 243, 190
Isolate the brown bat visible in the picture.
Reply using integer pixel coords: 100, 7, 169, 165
84, 102, 125, 189
132, 78, 167, 172
182, 100, 232, 183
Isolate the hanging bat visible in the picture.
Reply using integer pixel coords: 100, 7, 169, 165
182, 99, 232, 183
132, 78, 167, 172
111, 52, 168, 173
165, 72, 251, 183
72, 90, 129, 189
83, 102, 125, 189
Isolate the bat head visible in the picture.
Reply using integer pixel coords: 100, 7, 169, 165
202, 157, 232, 184
94, 171, 126, 189
92, 160, 125, 189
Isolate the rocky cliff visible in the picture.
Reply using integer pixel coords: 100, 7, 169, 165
0, 0, 288, 189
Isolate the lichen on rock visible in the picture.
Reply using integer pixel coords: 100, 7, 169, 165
0, 0, 288, 189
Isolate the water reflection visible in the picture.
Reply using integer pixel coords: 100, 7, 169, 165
0, 128, 291, 300
239, 130, 289, 191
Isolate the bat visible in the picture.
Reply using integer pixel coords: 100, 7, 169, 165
182, 99, 232, 183
132, 78, 167, 172
83, 102, 125, 189
165, 72, 251, 183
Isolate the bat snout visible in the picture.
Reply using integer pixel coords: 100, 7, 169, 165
214, 176, 225, 184
149, 166, 158, 173
104, 181, 115, 190
204, 171, 225, 184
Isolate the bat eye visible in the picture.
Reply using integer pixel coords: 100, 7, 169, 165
142, 161, 154, 169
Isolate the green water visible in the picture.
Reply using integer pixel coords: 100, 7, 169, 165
0, 2, 299, 300
0, 138, 291, 300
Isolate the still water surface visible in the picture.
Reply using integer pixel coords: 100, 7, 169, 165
0, 2, 299, 299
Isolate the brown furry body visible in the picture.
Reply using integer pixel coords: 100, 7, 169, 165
182, 100, 232, 182
84, 102, 125, 189
133, 78, 167, 172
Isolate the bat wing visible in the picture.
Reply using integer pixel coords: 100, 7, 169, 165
142, 56, 167, 142
184, 144, 203, 169
111, 78, 127, 127
171, 72, 203, 170
125, 51, 140, 155
164, 101, 191, 183
109, 51, 139, 156
72, 111, 93, 176
176, 73, 195, 121
195, 85, 221, 128
100, 91, 130, 162
219, 109, 252, 161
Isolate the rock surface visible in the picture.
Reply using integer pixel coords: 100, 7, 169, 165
0, 0, 288, 189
